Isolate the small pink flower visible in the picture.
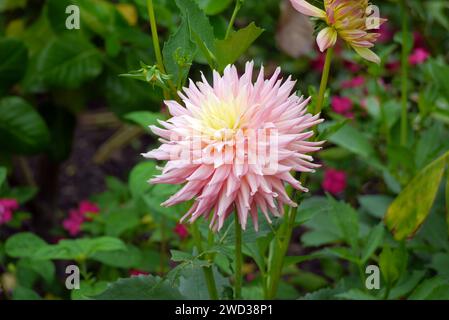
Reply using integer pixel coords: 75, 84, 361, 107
331, 96, 353, 117
0, 198, 19, 225
79, 200, 100, 215
341, 76, 365, 89
78, 200, 99, 221
62, 209, 84, 236
322, 169, 347, 195
174, 223, 189, 240
409, 48, 430, 66
129, 269, 150, 276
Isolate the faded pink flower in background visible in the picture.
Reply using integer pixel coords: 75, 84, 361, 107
174, 223, 189, 240
144, 62, 323, 231
290, 0, 386, 63
409, 48, 430, 66
62, 200, 99, 236
0, 199, 19, 226
331, 96, 353, 118
341, 76, 365, 89
322, 169, 347, 194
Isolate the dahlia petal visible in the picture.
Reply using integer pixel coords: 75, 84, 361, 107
290, 0, 326, 18
353, 46, 381, 64
316, 27, 338, 52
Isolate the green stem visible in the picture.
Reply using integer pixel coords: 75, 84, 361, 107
192, 222, 219, 300
400, 0, 409, 147
159, 215, 167, 274
234, 212, 242, 299
315, 47, 333, 114
147, 0, 165, 73
225, 0, 243, 40
146, 0, 177, 99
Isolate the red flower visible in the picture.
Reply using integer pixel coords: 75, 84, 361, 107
174, 223, 189, 240
322, 169, 347, 195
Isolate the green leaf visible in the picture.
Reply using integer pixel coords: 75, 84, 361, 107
92, 275, 184, 300
179, 265, 228, 299
317, 119, 348, 141
71, 280, 108, 300
5, 232, 48, 258
389, 270, 426, 299
361, 223, 384, 264
196, 0, 233, 15
430, 253, 449, 279
385, 153, 447, 240
34, 237, 126, 260
336, 289, 378, 300
322, 247, 360, 264
91, 245, 143, 269
104, 210, 140, 237
13, 286, 42, 300
17, 258, 55, 284
36, 34, 103, 88
329, 125, 382, 169
0, 96, 50, 154
0, 167, 6, 187
175, 0, 215, 54
162, 19, 197, 86
123, 111, 164, 131
379, 245, 408, 287
358, 195, 393, 219
128, 161, 159, 199
295, 196, 331, 226
409, 277, 449, 300
214, 22, 263, 71
328, 196, 359, 252
171, 250, 195, 262
0, 38, 28, 90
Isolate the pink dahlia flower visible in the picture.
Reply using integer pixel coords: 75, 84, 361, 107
143, 63, 323, 231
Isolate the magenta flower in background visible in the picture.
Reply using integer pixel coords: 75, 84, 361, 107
174, 223, 189, 240
62, 209, 84, 236
322, 169, 347, 195
129, 269, 150, 276
0, 198, 19, 225
341, 76, 365, 89
331, 96, 353, 118
409, 48, 430, 66
144, 62, 324, 231
62, 200, 100, 236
